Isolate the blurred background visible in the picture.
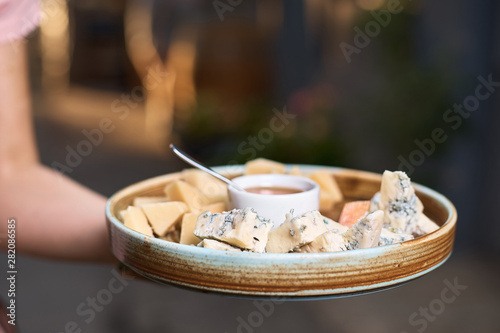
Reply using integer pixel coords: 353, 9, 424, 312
3, 0, 500, 331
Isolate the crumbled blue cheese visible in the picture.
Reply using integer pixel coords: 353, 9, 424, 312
322, 216, 349, 234
193, 208, 272, 253
343, 210, 384, 250
414, 214, 439, 236
378, 227, 414, 246
266, 210, 328, 253
197, 239, 242, 251
369, 192, 381, 213
294, 231, 347, 253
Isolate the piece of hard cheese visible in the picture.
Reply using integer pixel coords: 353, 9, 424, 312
118, 209, 128, 221
182, 169, 228, 203
245, 158, 286, 175
179, 213, 202, 245
266, 210, 328, 253
202, 202, 226, 213
194, 208, 273, 253
123, 206, 153, 237
308, 170, 343, 210
164, 180, 209, 212
141, 201, 188, 236
133, 196, 168, 207
288, 165, 302, 176
160, 229, 180, 243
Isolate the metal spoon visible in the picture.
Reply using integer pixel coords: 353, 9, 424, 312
170, 144, 245, 191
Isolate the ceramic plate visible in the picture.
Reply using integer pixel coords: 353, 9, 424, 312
106, 165, 457, 299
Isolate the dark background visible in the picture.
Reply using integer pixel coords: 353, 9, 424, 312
2, 0, 499, 332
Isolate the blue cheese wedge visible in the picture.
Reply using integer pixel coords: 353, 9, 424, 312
197, 239, 242, 252
343, 210, 384, 250
414, 214, 439, 236
322, 216, 349, 234
193, 208, 273, 253
378, 171, 420, 234
369, 192, 381, 213
266, 210, 328, 253
294, 230, 347, 253
378, 227, 414, 246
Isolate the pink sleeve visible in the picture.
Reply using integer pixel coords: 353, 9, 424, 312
0, 0, 40, 45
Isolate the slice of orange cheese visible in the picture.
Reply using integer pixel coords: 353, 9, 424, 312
339, 200, 371, 228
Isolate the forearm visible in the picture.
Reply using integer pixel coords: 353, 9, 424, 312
0, 164, 114, 262
0, 40, 114, 263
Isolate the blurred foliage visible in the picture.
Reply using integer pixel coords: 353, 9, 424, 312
176, 11, 452, 171
176, 98, 347, 166
360, 11, 453, 168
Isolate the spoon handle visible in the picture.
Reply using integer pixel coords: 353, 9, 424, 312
170, 144, 245, 191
